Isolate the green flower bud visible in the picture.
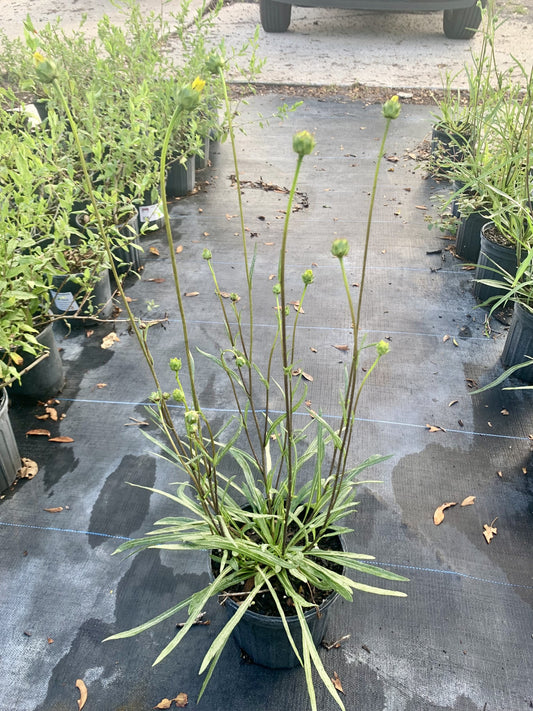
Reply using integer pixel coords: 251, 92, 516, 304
302, 269, 314, 286
382, 95, 401, 120
206, 53, 224, 74
272, 283, 281, 295
33, 51, 57, 84
235, 356, 247, 368
292, 130, 316, 158
177, 85, 201, 112
230, 292, 240, 302
376, 340, 390, 356
202, 248, 212, 260
169, 357, 182, 372
148, 391, 159, 403
162, 392, 171, 400
331, 239, 349, 259
172, 388, 185, 403
185, 411, 200, 431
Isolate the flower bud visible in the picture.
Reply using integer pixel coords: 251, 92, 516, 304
206, 53, 224, 74
272, 283, 281, 295
301, 269, 314, 286
148, 391, 159, 403
202, 248, 212, 260
169, 357, 182, 372
172, 388, 185, 403
162, 392, 171, 400
235, 356, 247, 368
230, 292, 240, 302
292, 130, 316, 158
382, 95, 401, 120
33, 51, 57, 84
177, 85, 201, 112
376, 340, 390, 356
331, 239, 349, 259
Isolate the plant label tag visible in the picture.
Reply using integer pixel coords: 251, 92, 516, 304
50, 290, 79, 313
140, 203, 163, 223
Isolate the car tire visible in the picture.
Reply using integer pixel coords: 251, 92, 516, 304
443, 2, 485, 40
260, 0, 291, 32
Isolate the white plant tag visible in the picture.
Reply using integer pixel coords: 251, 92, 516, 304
140, 203, 163, 222
50, 290, 79, 313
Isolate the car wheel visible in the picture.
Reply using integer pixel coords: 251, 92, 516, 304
443, 2, 485, 40
260, 0, 291, 32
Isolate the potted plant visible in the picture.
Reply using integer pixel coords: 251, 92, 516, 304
37, 41, 408, 711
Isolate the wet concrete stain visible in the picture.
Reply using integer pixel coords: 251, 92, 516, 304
87, 454, 156, 548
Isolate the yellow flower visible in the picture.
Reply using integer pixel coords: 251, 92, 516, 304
192, 76, 206, 93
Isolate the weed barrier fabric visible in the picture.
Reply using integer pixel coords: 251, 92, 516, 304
1, 96, 532, 711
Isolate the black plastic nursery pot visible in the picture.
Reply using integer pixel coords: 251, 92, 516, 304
502, 302, 533, 383
0, 388, 21, 492
454, 210, 490, 263
166, 156, 195, 198
430, 124, 470, 169
109, 211, 143, 276
474, 223, 520, 304
11, 323, 65, 401
195, 136, 210, 171
224, 585, 339, 669
50, 269, 113, 323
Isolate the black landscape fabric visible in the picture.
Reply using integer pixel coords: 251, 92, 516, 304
1, 96, 532, 711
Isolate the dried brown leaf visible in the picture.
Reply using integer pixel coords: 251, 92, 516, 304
149, 246, 160, 256
426, 423, 445, 433
310, 347, 317, 353
264, 242, 274, 246
461, 495, 476, 507
268, 274, 276, 280
301, 371, 313, 382
35, 414, 50, 420
76, 679, 88, 710
443, 334, 450, 343
415, 205, 427, 210
333, 344, 349, 351
17, 458, 38, 480
44, 507, 63, 513
26, 428, 51, 437
176, 245, 183, 254
448, 400, 458, 407
500, 408, 509, 416
147, 277, 165, 283
46, 407, 58, 422
331, 671, 345, 694
85, 330, 94, 338
47, 637, 54, 644
48, 436, 74, 443
96, 383, 107, 389
175, 692, 188, 707
497, 470, 503, 478
101, 332, 120, 350
154, 700, 173, 709
433, 501, 457, 525
185, 292, 199, 297
483, 519, 498, 544
522, 467, 527, 474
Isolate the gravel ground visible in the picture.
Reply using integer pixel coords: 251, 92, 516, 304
2, 0, 533, 90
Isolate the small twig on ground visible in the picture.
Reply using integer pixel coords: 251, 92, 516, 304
321, 634, 350, 650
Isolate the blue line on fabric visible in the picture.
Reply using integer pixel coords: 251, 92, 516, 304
0, 521, 131, 541
0, 522, 530, 590
369, 561, 533, 590
52, 398, 531, 442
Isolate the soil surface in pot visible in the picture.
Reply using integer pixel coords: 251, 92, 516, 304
483, 224, 514, 248
212, 525, 343, 616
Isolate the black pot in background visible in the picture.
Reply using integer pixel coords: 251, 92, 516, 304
50, 269, 113, 324
502, 303, 533, 383
166, 156, 195, 198
430, 124, 470, 165
474, 224, 520, 304
0, 388, 21, 493
76, 210, 142, 276
195, 136, 210, 171
455, 210, 490, 263
11, 323, 65, 401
